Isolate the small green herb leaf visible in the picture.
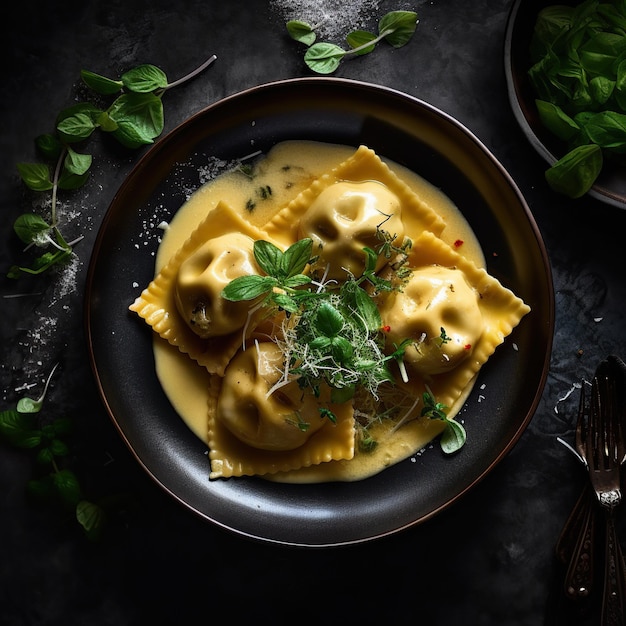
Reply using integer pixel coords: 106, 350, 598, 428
13, 213, 51, 244
254, 239, 283, 276
64, 146, 92, 176
281, 237, 313, 277
107, 93, 164, 148
440, 419, 467, 454
121, 64, 168, 93
315, 302, 344, 337
304, 42, 346, 74
81, 69, 124, 95
0, 409, 41, 448
76, 500, 106, 541
378, 10, 419, 47
57, 112, 97, 142
53, 468, 82, 506
346, 30, 378, 55
16, 163, 53, 192
221, 274, 276, 301
287, 20, 317, 46
545, 143, 603, 198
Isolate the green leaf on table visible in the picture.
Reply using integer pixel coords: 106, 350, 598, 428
286, 20, 316, 46
304, 42, 346, 74
440, 420, 467, 454
121, 64, 168, 93
379, 10, 419, 47
346, 30, 377, 55
81, 69, 124, 95
16, 163, 53, 191
545, 143, 603, 198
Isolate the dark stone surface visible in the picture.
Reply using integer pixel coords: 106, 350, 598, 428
1, 1, 625, 624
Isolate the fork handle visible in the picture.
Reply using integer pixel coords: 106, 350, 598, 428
601, 511, 626, 626
561, 485, 597, 599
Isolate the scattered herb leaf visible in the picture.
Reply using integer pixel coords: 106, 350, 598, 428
9, 53, 217, 279
287, 10, 418, 74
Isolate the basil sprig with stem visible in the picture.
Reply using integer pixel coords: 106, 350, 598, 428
0, 364, 106, 540
9, 54, 217, 279
287, 10, 419, 74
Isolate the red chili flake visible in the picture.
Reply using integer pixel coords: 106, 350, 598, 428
464, 344, 472, 350
454, 239, 464, 248
381, 325, 391, 333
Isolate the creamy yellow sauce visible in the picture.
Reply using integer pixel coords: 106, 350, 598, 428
153, 140, 485, 482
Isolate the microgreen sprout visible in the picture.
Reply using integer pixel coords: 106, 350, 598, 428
222, 232, 468, 455
287, 10, 419, 74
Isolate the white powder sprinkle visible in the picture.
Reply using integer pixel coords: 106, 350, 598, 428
270, 0, 387, 40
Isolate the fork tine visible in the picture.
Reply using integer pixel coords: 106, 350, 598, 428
575, 381, 588, 464
608, 355, 626, 465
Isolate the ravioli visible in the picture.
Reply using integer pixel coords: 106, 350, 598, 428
130, 143, 531, 482
129, 201, 275, 375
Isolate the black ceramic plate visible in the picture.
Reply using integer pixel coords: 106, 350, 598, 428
505, 0, 626, 208
85, 77, 554, 547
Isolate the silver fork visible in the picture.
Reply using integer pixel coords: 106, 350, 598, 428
586, 358, 626, 626
559, 381, 598, 600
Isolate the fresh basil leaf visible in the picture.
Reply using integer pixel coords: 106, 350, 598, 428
53, 468, 81, 506
282, 274, 312, 289
545, 143, 603, 198
582, 110, 626, 149
281, 238, 312, 277
304, 42, 345, 74
589, 75, 615, 105
57, 112, 98, 142
315, 302, 344, 337
13, 213, 50, 244
331, 336, 354, 362
81, 69, 123, 95
272, 292, 299, 313
440, 420, 467, 454
121, 64, 168, 93
35, 133, 62, 160
253, 239, 283, 276
49, 438, 69, 457
107, 93, 164, 147
221, 274, 275, 301
0, 409, 41, 448
58, 168, 90, 190
16, 163, 53, 191
310, 336, 332, 350
379, 10, 418, 48
76, 500, 106, 541
64, 146, 92, 176
535, 100, 580, 141
286, 20, 316, 46
346, 30, 377, 55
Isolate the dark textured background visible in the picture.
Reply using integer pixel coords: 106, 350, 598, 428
1, 1, 625, 624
